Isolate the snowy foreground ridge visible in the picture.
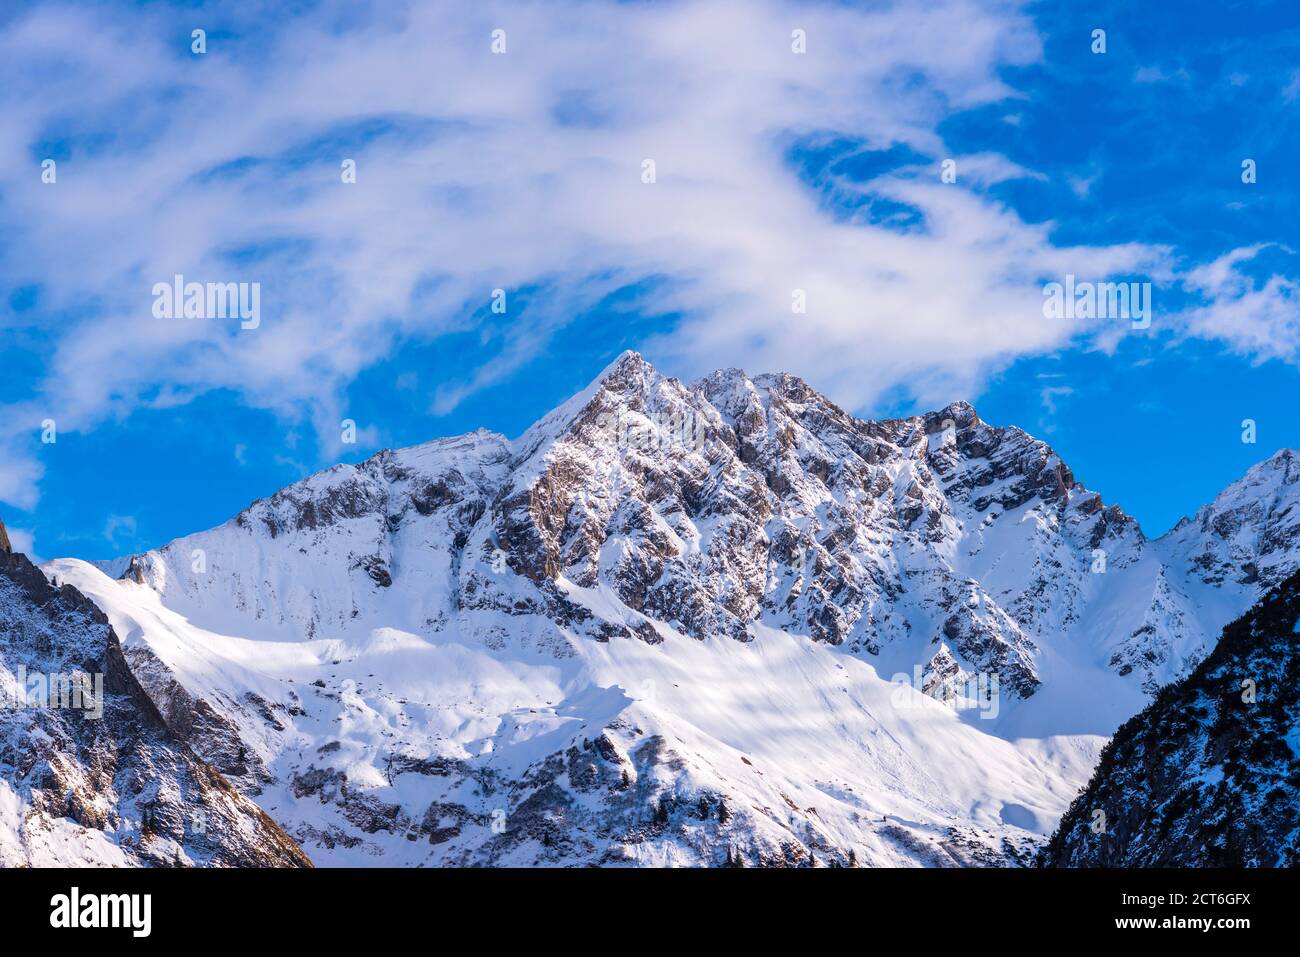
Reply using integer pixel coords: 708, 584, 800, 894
10, 351, 1300, 866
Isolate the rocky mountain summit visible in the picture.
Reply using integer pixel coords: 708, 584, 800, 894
18, 352, 1300, 866
117, 354, 1160, 691
1043, 568, 1300, 867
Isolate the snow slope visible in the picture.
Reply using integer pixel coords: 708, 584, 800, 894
0, 545, 309, 867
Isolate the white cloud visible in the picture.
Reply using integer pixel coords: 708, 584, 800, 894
1135, 65, 1190, 84
1283, 70, 1300, 102
102, 514, 138, 550
1067, 169, 1101, 199
1179, 246, 1300, 363
0, 447, 42, 511
1040, 385, 1073, 415
0, 0, 1288, 510
4, 525, 36, 559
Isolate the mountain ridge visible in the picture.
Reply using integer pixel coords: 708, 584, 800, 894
10, 351, 1300, 866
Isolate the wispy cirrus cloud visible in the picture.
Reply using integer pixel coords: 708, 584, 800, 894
1179, 246, 1300, 363
0, 0, 1292, 515
101, 513, 138, 550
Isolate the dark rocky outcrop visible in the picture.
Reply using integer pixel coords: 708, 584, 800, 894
0, 548, 311, 867
1042, 568, 1300, 867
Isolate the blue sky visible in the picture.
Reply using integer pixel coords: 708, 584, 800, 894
1, 0, 1297, 560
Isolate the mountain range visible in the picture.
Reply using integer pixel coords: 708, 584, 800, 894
3, 351, 1298, 866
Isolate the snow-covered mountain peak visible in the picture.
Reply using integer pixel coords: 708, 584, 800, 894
1194, 446, 1298, 520
506, 349, 687, 467
598, 347, 655, 380
921, 398, 981, 429
1158, 446, 1300, 592
26, 357, 1300, 867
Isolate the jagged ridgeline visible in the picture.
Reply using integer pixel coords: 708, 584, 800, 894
9, 353, 1300, 867
1042, 568, 1300, 867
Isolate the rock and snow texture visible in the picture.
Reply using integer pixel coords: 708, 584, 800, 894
1043, 568, 1300, 867
0, 546, 310, 867
21, 352, 1300, 866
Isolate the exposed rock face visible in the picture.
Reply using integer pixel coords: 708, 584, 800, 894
0, 518, 10, 555
0, 548, 311, 867
103, 354, 1299, 700
149, 354, 1147, 695
1042, 569, 1300, 867
32, 352, 1300, 867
